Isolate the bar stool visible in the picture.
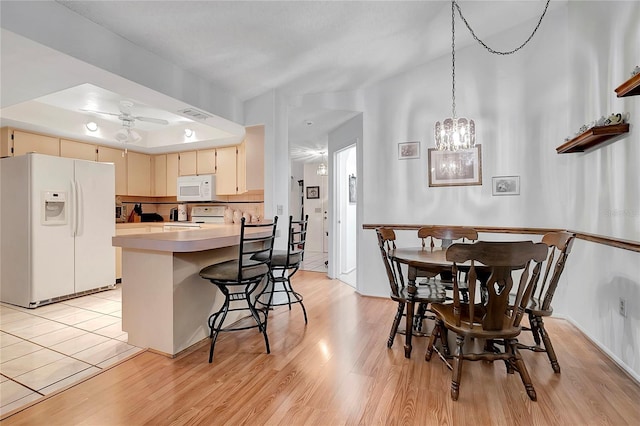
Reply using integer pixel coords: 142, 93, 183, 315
256, 215, 309, 324
199, 216, 278, 363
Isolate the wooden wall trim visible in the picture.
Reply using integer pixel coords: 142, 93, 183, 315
362, 224, 640, 253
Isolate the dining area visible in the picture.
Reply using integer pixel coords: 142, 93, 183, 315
373, 224, 576, 402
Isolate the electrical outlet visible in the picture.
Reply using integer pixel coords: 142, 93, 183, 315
619, 298, 627, 317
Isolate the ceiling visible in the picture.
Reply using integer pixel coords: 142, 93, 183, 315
1, 1, 560, 160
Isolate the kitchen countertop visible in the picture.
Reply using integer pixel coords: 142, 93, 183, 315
112, 222, 271, 253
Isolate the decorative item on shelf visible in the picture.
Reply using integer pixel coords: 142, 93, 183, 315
631, 65, 640, 77
604, 113, 625, 126
433, 0, 550, 151
242, 211, 252, 223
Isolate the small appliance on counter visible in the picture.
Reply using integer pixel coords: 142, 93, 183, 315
177, 203, 188, 221
170, 207, 179, 221
191, 206, 225, 223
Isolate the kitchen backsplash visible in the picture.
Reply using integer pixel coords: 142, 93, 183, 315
119, 191, 264, 222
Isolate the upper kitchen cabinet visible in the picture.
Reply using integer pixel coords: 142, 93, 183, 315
8, 129, 60, 157
245, 125, 264, 191
215, 145, 237, 195
97, 146, 127, 195
152, 154, 167, 196
179, 151, 197, 176
127, 151, 151, 196
197, 149, 216, 174
60, 139, 97, 161
166, 153, 179, 196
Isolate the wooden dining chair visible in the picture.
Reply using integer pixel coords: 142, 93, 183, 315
417, 226, 479, 302
425, 240, 548, 401
376, 228, 446, 348
516, 231, 576, 373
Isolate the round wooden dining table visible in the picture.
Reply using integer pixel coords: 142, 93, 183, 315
389, 247, 453, 358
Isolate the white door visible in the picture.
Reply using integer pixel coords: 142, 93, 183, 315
30, 154, 75, 301
335, 146, 357, 287
74, 160, 116, 292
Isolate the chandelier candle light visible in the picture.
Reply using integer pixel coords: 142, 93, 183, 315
435, 1, 475, 152
434, 0, 550, 151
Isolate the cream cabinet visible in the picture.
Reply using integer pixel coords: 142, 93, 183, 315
237, 141, 247, 194
196, 149, 216, 174
60, 139, 97, 161
12, 130, 60, 156
152, 154, 167, 196
127, 151, 151, 196
167, 153, 179, 196
245, 125, 264, 191
215, 145, 237, 195
97, 146, 127, 195
179, 151, 197, 176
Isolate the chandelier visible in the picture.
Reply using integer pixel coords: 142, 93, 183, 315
435, 1, 475, 152
434, 0, 550, 151
317, 151, 328, 176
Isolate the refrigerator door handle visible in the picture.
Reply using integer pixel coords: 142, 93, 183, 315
75, 180, 83, 237
70, 180, 77, 237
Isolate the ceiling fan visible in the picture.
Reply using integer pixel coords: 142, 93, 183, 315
81, 100, 169, 143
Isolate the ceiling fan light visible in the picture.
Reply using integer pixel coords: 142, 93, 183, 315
128, 129, 142, 143
85, 121, 98, 132
115, 128, 129, 142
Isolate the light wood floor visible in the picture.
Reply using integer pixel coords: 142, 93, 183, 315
3, 271, 639, 425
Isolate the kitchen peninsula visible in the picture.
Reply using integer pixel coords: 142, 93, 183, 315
112, 224, 273, 357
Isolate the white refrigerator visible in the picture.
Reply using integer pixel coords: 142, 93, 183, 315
0, 153, 116, 308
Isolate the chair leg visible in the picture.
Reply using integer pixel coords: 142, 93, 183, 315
425, 318, 440, 361
285, 276, 308, 324
529, 313, 542, 346
246, 285, 270, 354
508, 339, 537, 401
208, 285, 230, 363
388, 302, 404, 348
537, 316, 561, 373
451, 335, 465, 401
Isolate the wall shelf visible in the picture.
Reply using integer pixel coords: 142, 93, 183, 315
615, 73, 640, 97
556, 123, 630, 154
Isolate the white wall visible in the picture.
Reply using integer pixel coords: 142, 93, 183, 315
293, 3, 640, 380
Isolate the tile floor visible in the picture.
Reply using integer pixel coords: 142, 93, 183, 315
0, 286, 143, 417
300, 250, 328, 272
1, 252, 327, 417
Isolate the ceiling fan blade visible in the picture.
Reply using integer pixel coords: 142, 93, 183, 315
80, 108, 120, 117
135, 116, 169, 125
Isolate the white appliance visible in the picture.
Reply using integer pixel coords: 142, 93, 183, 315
191, 206, 225, 223
177, 174, 215, 202
0, 153, 116, 308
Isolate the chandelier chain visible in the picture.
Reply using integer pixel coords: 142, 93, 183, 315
454, 0, 551, 56
451, 0, 456, 119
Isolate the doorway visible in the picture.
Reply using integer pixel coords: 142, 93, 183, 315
334, 145, 357, 287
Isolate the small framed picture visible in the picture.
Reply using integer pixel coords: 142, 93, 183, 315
306, 186, 320, 199
492, 176, 520, 196
348, 174, 357, 203
398, 141, 420, 159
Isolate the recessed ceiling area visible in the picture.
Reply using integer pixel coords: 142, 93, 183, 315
0, 83, 242, 153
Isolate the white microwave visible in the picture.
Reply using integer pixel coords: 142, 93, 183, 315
177, 175, 216, 202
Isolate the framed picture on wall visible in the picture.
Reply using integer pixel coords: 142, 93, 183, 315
306, 186, 320, 199
492, 176, 520, 196
349, 174, 356, 203
398, 141, 420, 159
428, 144, 482, 187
